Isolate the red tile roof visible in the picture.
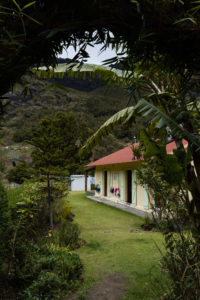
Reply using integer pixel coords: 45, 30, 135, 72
87, 143, 140, 167
86, 140, 188, 167
166, 139, 188, 154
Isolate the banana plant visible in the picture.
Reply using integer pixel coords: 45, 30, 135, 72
83, 94, 200, 152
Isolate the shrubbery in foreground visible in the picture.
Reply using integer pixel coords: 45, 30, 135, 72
0, 182, 83, 299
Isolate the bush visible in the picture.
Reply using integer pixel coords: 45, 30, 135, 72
141, 214, 155, 231
22, 245, 83, 299
7, 162, 32, 184
53, 198, 72, 224
0, 182, 12, 296
1, 183, 83, 299
0, 182, 11, 259
160, 232, 200, 299
54, 219, 81, 250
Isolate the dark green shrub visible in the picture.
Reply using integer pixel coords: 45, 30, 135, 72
0, 182, 13, 297
160, 232, 200, 299
7, 162, 32, 184
1, 183, 83, 299
22, 245, 83, 299
0, 182, 11, 259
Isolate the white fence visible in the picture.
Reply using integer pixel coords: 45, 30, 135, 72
70, 175, 95, 191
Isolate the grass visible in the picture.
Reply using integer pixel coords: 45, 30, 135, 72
68, 192, 165, 300
6, 187, 165, 299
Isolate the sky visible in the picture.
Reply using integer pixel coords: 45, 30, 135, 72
58, 44, 118, 65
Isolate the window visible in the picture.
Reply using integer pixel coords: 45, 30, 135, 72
113, 173, 118, 181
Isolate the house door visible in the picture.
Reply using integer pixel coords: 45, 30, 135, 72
127, 170, 132, 203
104, 171, 107, 196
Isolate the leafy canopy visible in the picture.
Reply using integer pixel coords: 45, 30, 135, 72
29, 111, 89, 175
2, 0, 200, 98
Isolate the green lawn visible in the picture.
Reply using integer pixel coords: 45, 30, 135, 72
68, 192, 164, 300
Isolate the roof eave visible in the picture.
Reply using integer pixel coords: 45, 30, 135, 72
84, 165, 95, 171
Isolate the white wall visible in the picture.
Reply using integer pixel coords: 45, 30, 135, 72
70, 175, 95, 191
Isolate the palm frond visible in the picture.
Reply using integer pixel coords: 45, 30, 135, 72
135, 98, 200, 149
82, 106, 137, 151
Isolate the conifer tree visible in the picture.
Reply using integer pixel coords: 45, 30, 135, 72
29, 111, 89, 231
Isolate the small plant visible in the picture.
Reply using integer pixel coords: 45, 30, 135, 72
22, 244, 83, 299
141, 214, 155, 231
54, 219, 81, 250
53, 197, 72, 224
144, 215, 151, 226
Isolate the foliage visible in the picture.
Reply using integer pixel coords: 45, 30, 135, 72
0, 182, 46, 298
22, 244, 83, 300
54, 219, 81, 250
3, 75, 137, 161
2, 0, 200, 100
135, 130, 199, 299
12, 181, 51, 230
81, 106, 137, 152
53, 197, 72, 224
7, 161, 32, 184
1, 183, 83, 299
0, 182, 12, 287
160, 232, 200, 300
28, 111, 88, 231
141, 214, 155, 231
30, 111, 88, 174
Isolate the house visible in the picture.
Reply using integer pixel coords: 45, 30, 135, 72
85, 140, 188, 213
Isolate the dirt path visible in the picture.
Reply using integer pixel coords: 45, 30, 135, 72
66, 273, 128, 300
87, 273, 128, 300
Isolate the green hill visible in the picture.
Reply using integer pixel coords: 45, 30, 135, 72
3, 73, 143, 164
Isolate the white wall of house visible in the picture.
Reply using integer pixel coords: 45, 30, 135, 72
94, 166, 151, 212
70, 175, 95, 191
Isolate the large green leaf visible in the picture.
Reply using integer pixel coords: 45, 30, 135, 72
82, 106, 137, 151
82, 95, 200, 153
135, 98, 200, 150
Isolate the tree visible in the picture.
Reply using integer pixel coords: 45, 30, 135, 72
2, 0, 200, 99
29, 111, 89, 231
7, 161, 32, 184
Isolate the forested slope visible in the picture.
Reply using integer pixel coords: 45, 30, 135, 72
3, 73, 143, 161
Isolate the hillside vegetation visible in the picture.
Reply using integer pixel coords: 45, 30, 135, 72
3, 74, 144, 163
